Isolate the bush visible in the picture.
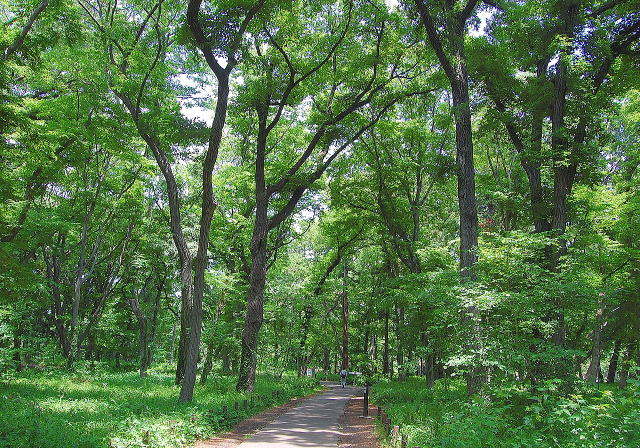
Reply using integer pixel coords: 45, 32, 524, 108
371, 377, 640, 448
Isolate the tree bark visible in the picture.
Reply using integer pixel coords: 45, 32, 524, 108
341, 261, 349, 370
585, 299, 604, 382
395, 304, 404, 380
236, 197, 268, 391
618, 343, 635, 388
178, 74, 228, 402
414, 0, 485, 395
2, 0, 48, 61
383, 309, 389, 376
607, 339, 622, 383
200, 340, 215, 384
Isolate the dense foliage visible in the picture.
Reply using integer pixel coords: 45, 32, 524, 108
1, 366, 318, 448
1, 0, 639, 446
373, 377, 640, 448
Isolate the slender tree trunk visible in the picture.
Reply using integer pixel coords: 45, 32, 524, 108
222, 350, 231, 375
200, 340, 215, 384
299, 306, 313, 376
585, 300, 604, 382
176, 269, 193, 385
607, 339, 622, 383
13, 333, 22, 371
395, 304, 404, 380
45, 248, 71, 358
169, 318, 177, 364
129, 293, 150, 377
323, 348, 330, 372
341, 262, 349, 370
618, 343, 635, 388
383, 310, 389, 376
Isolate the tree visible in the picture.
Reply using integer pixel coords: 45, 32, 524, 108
412, 0, 491, 395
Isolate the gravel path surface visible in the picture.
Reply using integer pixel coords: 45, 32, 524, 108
235, 382, 355, 448
195, 382, 377, 448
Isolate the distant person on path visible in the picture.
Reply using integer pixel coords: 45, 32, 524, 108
340, 368, 348, 388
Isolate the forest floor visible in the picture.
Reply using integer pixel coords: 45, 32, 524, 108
337, 394, 380, 448
196, 382, 380, 448
0, 366, 319, 448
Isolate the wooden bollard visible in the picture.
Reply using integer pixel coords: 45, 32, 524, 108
243, 399, 247, 410
363, 384, 369, 417
234, 401, 238, 411
250, 396, 254, 407
392, 425, 399, 442
222, 405, 228, 416
377, 406, 382, 418
401, 435, 407, 448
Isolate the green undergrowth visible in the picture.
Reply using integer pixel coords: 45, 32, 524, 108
0, 364, 320, 448
372, 377, 640, 448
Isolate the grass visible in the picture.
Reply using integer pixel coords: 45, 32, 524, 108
371, 377, 640, 448
0, 364, 320, 448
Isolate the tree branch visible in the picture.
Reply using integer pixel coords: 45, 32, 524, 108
2, 0, 48, 60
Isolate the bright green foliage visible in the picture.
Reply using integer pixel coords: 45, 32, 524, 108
373, 377, 640, 448
0, 366, 318, 448
1, 0, 640, 444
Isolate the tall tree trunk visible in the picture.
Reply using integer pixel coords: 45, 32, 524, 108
178, 80, 227, 402
237, 199, 268, 391
414, 0, 484, 395
450, 51, 485, 397
548, 2, 580, 352
341, 261, 349, 370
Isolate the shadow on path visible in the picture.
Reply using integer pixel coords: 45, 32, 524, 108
236, 382, 356, 448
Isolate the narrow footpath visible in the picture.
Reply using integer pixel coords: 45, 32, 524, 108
236, 382, 356, 448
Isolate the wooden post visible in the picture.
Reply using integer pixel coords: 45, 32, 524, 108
363, 384, 369, 417
377, 406, 382, 418
393, 425, 399, 444
234, 401, 238, 411
223, 405, 228, 416
243, 399, 247, 410
251, 396, 254, 407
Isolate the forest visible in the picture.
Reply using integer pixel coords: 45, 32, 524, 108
1, 0, 640, 447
